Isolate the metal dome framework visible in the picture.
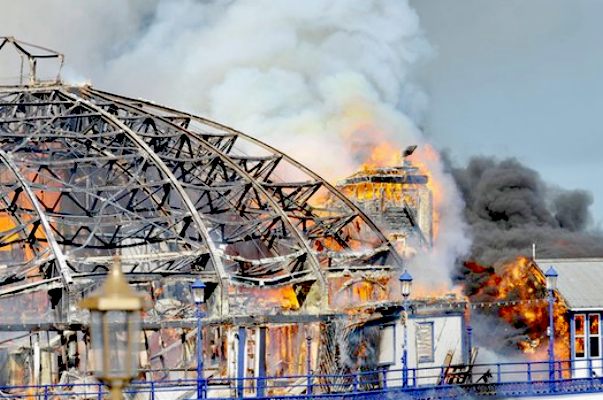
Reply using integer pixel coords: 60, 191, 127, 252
0, 40, 403, 318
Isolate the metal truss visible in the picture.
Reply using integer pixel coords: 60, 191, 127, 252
0, 83, 403, 316
0, 36, 63, 85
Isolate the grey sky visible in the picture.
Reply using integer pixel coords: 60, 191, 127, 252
409, 0, 603, 226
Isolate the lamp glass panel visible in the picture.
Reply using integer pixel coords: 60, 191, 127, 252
89, 311, 140, 380
192, 286, 205, 304
107, 311, 128, 379
127, 312, 141, 377
89, 311, 104, 376
401, 280, 411, 297
547, 275, 557, 291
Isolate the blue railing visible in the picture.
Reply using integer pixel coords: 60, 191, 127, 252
3, 357, 603, 399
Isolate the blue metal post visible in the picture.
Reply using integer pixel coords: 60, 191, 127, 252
257, 327, 267, 398
191, 279, 207, 399
548, 289, 555, 383
306, 335, 313, 396
399, 270, 413, 388
402, 298, 409, 387
196, 306, 205, 399
237, 327, 247, 399
527, 362, 533, 394
544, 265, 558, 387
466, 326, 473, 365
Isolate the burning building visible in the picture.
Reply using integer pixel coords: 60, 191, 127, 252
535, 258, 603, 378
336, 145, 434, 256
0, 37, 469, 397
465, 256, 570, 363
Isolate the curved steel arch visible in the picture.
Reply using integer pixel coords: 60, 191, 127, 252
0, 149, 73, 288
58, 89, 232, 313
0, 83, 403, 312
89, 88, 404, 268
83, 87, 328, 292
1, 87, 203, 257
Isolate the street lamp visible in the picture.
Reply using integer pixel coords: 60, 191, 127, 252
399, 270, 413, 387
79, 260, 148, 400
191, 278, 206, 399
545, 266, 558, 382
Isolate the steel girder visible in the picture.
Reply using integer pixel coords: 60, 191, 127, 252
0, 84, 403, 316
85, 88, 403, 268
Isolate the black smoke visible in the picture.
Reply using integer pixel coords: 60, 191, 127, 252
446, 156, 603, 358
449, 156, 603, 268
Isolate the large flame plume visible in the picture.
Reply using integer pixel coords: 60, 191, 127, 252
358, 142, 443, 241
467, 256, 570, 363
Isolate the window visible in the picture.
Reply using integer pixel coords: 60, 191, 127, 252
590, 314, 600, 358
575, 314, 585, 358
416, 322, 434, 363
378, 325, 395, 365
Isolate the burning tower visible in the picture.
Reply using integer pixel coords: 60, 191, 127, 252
337, 145, 434, 255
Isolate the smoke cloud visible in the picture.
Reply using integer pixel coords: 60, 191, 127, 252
1, 0, 432, 176
449, 156, 603, 359
450, 156, 603, 268
0, 0, 471, 288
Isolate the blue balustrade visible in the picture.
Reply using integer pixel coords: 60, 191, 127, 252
2, 357, 603, 399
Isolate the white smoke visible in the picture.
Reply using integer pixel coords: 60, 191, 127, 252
0, 0, 470, 289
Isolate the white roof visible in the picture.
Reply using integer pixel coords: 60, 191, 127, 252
536, 258, 603, 310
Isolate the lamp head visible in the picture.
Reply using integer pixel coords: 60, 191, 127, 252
78, 258, 148, 389
399, 269, 413, 298
544, 266, 558, 292
191, 278, 206, 305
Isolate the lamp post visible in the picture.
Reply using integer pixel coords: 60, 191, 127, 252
306, 335, 313, 396
78, 259, 148, 400
399, 270, 413, 387
191, 279, 206, 399
545, 266, 558, 383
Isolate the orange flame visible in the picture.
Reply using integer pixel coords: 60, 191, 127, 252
351, 142, 442, 241
236, 286, 300, 311
407, 145, 442, 239
359, 140, 401, 170
329, 275, 390, 310
472, 256, 570, 365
